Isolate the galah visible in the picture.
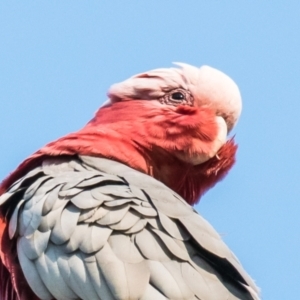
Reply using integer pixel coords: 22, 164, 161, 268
0, 63, 259, 300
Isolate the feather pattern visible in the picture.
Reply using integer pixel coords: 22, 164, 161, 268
0, 156, 259, 300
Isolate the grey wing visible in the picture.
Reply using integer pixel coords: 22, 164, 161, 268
0, 156, 260, 300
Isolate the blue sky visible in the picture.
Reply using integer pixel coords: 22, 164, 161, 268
1, 2, 299, 299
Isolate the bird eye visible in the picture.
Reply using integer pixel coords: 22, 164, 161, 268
159, 89, 193, 106
171, 92, 185, 101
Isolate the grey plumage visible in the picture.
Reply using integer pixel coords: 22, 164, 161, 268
0, 156, 260, 300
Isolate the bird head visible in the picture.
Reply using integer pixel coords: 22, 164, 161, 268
107, 63, 241, 166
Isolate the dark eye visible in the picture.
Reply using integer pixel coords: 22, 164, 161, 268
159, 89, 193, 106
171, 92, 185, 101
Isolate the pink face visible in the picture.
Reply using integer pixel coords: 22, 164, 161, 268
107, 63, 242, 165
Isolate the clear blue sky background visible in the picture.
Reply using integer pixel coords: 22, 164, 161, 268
0, 2, 299, 299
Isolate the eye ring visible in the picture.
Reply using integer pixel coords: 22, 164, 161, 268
159, 88, 193, 106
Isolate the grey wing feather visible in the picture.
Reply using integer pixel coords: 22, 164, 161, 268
83, 254, 115, 300
146, 260, 189, 298
79, 225, 112, 253
59, 250, 100, 300
16, 240, 54, 300
139, 284, 167, 300
158, 212, 190, 241
51, 204, 81, 245
35, 245, 79, 300
108, 234, 144, 264
109, 210, 140, 231
61, 223, 89, 253
8, 199, 25, 238
0, 156, 260, 300
18, 229, 51, 260
124, 219, 147, 234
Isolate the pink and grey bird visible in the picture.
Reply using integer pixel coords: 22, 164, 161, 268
0, 63, 259, 299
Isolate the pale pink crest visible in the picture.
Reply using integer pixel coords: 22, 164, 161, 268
108, 63, 242, 131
